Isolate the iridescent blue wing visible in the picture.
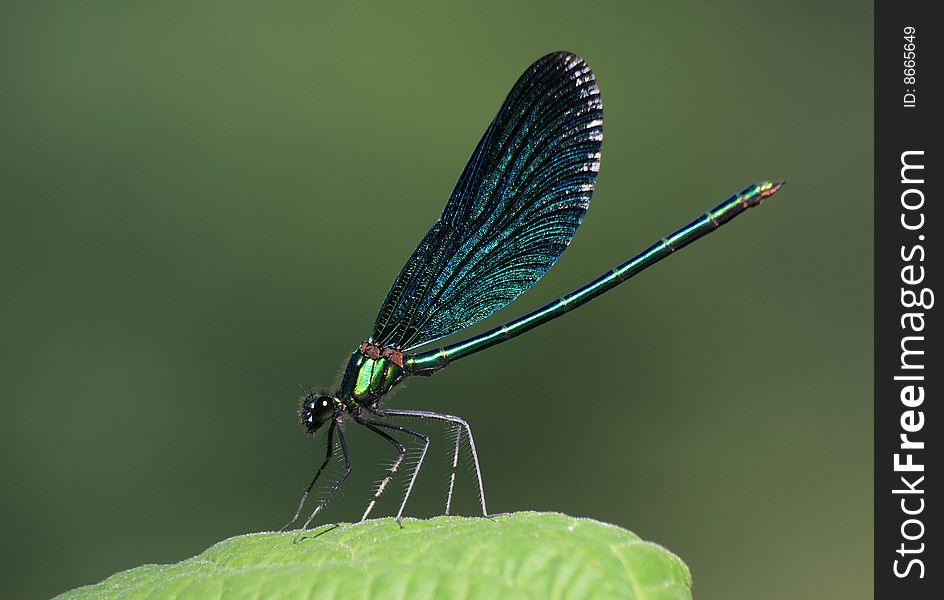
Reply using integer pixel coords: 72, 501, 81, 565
371, 51, 603, 351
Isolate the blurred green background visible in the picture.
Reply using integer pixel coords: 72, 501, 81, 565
1, 1, 872, 598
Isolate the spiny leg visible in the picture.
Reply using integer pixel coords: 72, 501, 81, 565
357, 414, 429, 524
299, 421, 351, 531
372, 408, 488, 517
445, 423, 461, 515
353, 418, 406, 522
281, 421, 336, 531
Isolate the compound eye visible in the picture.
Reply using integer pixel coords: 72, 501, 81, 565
311, 395, 335, 423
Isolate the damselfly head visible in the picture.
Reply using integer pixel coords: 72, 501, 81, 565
299, 391, 338, 434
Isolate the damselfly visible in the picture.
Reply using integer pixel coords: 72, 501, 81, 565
282, 51, 783, 530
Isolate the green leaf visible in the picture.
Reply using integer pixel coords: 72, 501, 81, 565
56, 512, 691, 600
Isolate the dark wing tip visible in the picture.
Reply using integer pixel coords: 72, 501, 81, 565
543, 50, 586, 64
534, 51, 598, 86
530, 49, 603, 151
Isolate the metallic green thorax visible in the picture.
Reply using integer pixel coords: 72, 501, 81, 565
338, 350, 404, 404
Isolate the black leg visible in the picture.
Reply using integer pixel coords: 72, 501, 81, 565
281, 421, 336, 531
352, 418, 406, 522
355, 414, 429, 524
298, 420, 352, 531
445, 423, 461, 515
371, 408, 488, 517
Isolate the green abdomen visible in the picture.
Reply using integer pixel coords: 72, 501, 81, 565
338, 350, 403, 403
